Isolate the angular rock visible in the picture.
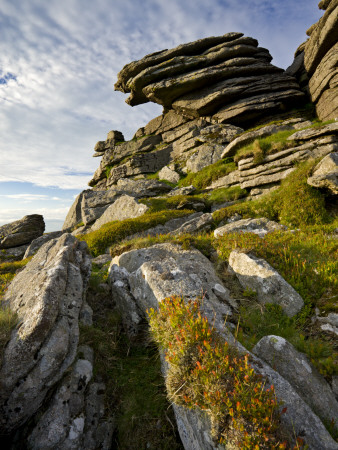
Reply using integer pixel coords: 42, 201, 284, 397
23, 231, 63, 258
253, 335, 338, 432
205, 170, 240, 190
62, 192, 85, 231
158, 166, 180, 183
228, 250, 304, 317
221, 118, 311, 158
81, 189, 122, 226
27, 354, 114, 450
170, 213, 213, 235
0, 234, 91, 433
186, 143, 224, 173
307, 151, 338, 194
91, 195, 149, 231
214, 217, 286, 238
166, 185, 196, 197
115, 178, 172, 197
0, 215, 45, 249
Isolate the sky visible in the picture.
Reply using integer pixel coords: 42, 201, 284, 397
0, 0, 323, 231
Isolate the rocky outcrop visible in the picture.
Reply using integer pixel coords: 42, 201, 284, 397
228, 250, 304, 317
0, 215, 45, 249
289, 0, 338, 120
115, 33, 305, 125
0, 234, 91, 434
307, 151, 338, 193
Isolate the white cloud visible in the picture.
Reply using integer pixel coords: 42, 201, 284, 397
0, 0, 322, 193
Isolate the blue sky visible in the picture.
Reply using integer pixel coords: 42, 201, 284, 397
0, 0, 322, 231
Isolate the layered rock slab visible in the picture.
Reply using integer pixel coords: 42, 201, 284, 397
0, 234, 91, 433
115, 33, 304, 125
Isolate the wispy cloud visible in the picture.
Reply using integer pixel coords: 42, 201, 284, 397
0, 0, 322, 192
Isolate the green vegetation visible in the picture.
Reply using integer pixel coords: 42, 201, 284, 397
80, 268, 182, 449
140, 194, 205, 213
233, 130, 297, 163
148, 296, 286, 449
178, 158, 236, 189
0, 258, 30, 367
206, 186, 247, 204
78, 210, 193, 256
213, 161, 331, 228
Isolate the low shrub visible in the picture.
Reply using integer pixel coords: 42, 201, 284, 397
148, 296, 286, 449
79, 210, 193, 256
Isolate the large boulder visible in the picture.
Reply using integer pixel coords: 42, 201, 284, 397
23, 231, 63, 258
228, 250, 304, 317
0, 234, 91, 434
115, 33, 305, 125
253, 336, 338, 433
0, 215, 45, 249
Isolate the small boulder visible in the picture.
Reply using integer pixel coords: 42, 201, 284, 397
0, 215, 45, 249
228, 250, 304, 317
91, 195, 149, 231
158, 166, 180, 184
307, 152, 338, 194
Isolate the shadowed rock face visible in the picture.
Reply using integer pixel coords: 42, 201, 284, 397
0, 215, 45, 249
115, 33, 305, 125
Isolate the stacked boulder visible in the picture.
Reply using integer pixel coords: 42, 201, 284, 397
115, 33, 304, 125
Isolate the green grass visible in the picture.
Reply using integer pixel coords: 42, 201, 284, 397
78, 210, 193, 256
206, 186, 247, 204
213, 161, 332, 228
80, 270, 183, 450
0, 258, 30, 367
178, 158, 236, 189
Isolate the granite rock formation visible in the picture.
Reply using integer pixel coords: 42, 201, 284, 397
287, 0, 338, 121
115, 33, 305, 125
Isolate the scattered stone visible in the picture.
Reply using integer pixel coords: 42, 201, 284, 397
214, 217, 287, 238
307, 152, 338, 194
166, 185, 196, 196
170, 213, 213, 235
0, 215, 45, 249
228, 250, 304, 317
158, 166, 180, 183
0, 234, 91, 434
23, 231, 63, 258
253, 335, 338, 432
316, 312, 338, 336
